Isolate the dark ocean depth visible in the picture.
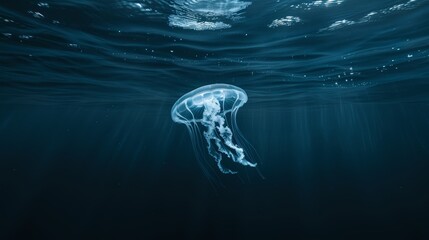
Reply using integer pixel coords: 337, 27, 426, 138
1, 0, 429, 239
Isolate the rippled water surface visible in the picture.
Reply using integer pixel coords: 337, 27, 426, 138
2, 0, 428, 106
1, 1, 429, 239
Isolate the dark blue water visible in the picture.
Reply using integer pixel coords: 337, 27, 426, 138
1, 0, 429, 239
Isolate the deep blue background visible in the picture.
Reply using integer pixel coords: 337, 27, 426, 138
1, 0, 429, 239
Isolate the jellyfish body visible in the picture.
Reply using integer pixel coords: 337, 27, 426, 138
171, 84, 256, 174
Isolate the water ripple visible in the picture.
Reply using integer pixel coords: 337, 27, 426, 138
0, 0, 428, 107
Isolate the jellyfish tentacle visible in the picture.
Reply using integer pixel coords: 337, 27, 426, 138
217, 112, 256, 167
201, 98, 236, 174
214, 138, 237, 174
200, 96, 255, 173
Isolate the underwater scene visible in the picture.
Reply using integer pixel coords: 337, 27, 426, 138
1, 0, 429, 239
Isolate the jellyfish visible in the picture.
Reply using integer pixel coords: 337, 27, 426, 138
171, 84, 257, 175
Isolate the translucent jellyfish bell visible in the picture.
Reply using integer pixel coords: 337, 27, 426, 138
172, 84, 257, 175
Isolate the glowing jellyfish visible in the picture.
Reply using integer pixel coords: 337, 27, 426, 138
171, 84, 257, 175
